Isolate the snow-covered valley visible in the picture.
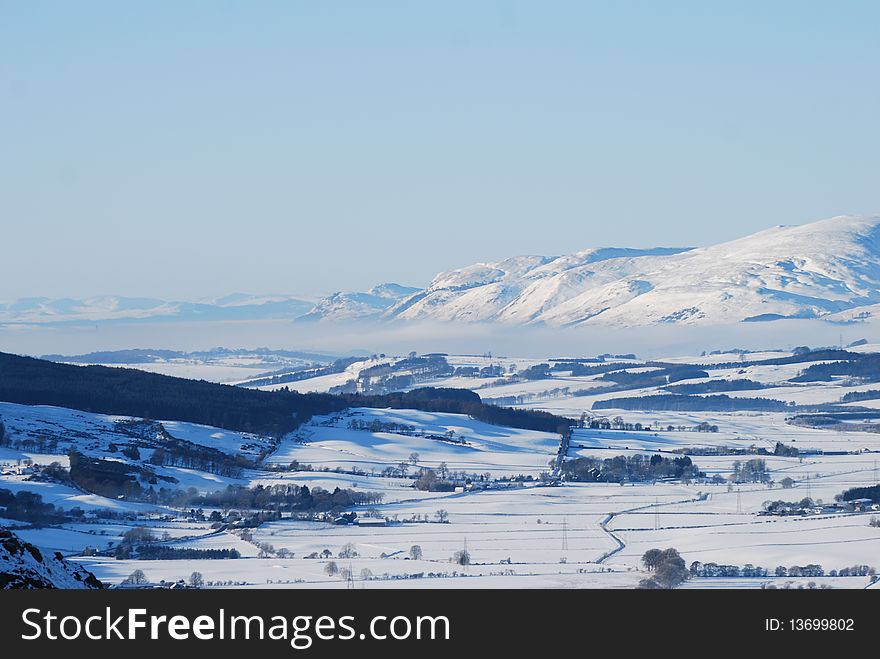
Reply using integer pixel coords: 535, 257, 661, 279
3, 343, 880, 590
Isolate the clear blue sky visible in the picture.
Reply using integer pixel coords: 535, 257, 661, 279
2, 1, 879, 300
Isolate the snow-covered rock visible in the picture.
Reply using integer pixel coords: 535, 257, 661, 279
0, 528, 103, 589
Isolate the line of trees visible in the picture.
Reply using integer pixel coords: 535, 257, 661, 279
792, 353, 880, 383
599, 367, 709, 388
729, 459, 770, 484
837, 484, 880, 504
193, 483, 385, 512
663, 379, 768, 395
0, 488, 66, 524
68, 451, 175, 500
841, 389, 880, 403
561, 454, 703, 483
593, 394, 791, 412
132, 546, 240, 560
689, 561, 769, 578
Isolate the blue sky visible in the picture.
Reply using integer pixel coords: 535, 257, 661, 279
2, 1, 879, 299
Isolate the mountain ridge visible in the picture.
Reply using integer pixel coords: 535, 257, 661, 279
380, 214, 880, 327
4, 214, 880, 328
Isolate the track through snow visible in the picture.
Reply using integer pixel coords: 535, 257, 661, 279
596, 493, 706, 564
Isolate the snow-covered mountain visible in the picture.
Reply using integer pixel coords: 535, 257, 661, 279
296, 283, 421, 322
6, 215, 880, 329
0, 294, 315, 325
383, 214, 880, 327
0, 529, 103, 589
0, 286, 419, 325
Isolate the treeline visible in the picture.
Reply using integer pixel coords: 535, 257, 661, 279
791, 353, 880, 383
598, 366, 709, 389
840, 389, 880, 403
0, 488, 65, 524
193, 483, 384, 512
593, 394, 791, 412
561, 454, 703, 483
687, 561, 862, 578
551, 362, 632, 377
691, 561, 868, 579
69, 451, 177, 500
838, 484, 880, 503
148, 442, 251, 478
675, 442, 797, 458
729, 459, 770, 483
789, 410, 880, 432
664, 379, 767, 395
690, 561, 771, 578
0, 351, 349, 437
241, 357, 361, 388
0, 353, 574, 440
358, 356, 453, 382
132, 546, 240, 560
701, 349, 859, 371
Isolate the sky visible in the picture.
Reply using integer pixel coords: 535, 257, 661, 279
2, 1, 879, 301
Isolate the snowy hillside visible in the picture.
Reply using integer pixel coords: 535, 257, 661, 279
384, 214, 880, 327
0, 528, 102, 589
297, 283, 420, 321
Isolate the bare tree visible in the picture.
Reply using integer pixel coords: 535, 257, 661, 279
324, 561, 339, 576
435, 509, 449, 524
338, 543, 359, 559
122, 569, 148, 585
409, 545, 423, 560
409, 452, 420, 466
452, 549, 471, 566
189, 571, 204, 588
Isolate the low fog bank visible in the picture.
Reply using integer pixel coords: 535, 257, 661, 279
1, 318, 876, 360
